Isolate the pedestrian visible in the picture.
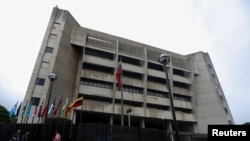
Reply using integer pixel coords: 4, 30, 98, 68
21, 131, 29, 141
10, 129, 21, 141
53, 131, 61, 141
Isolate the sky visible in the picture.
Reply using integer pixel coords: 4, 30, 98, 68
0, 0, 249, 124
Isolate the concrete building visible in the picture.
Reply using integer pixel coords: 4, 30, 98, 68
19, 7, 234, 137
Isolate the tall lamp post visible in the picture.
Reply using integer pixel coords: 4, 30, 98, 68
44, 73, 57, 124
158, 54, 180, 141
43, 73, 57, 141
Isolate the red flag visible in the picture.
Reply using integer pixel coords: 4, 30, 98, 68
54, 98, 62, 115
41, 104, 48, 117
116, 63, 122, 91
66, 97, 83, 115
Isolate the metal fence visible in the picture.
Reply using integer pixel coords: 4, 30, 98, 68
0, 123, 207, 141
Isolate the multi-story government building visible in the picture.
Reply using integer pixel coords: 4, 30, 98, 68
18, 6, 234, 139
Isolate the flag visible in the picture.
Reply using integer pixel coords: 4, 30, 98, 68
33, 105, 38, 116
38, 99, 44, 117
21, 101, 28, 118
26, 101, 33, 118
9, 101, 18, 117
9, 108, 15, 118
61, 97, 68, 112
41, 104, 48, 117
116, 63, 122, 91
54, 97, 62, 115
66, 96, 83, 115
48, 99, 56, 115
15, 101, 22, 117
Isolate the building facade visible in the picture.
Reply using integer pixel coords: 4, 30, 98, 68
19, 7, 234, 136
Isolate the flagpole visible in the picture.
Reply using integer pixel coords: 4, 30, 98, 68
47, 99, 56, 139
30, 114, 35, 141
24, 101, 32, 132
62, 110, 67, 141
20, 101, 28, 125
34, 99, 43, 137
55, 97, 63, 131
69, 111, 74, 141
34, 117, 40, 137
78, 97, 84, 138
120, 57, 124, 126
62, 97, 69, 141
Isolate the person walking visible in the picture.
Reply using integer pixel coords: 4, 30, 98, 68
10, 129, 21, 141
21, 131, 29, 141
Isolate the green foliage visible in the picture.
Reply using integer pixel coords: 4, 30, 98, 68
0, 105, 10, 123
243, 122, 250, 125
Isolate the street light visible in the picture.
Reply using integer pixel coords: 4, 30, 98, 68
44, 73, 57, 123
126, 108, 132, 127
43, 73, 57, 141
158, 53, 180, 141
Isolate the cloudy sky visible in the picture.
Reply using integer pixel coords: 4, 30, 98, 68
0, 0, 249, 124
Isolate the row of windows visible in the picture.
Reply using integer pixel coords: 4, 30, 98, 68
85, 47, 192, 76
36, 77, 190, 102
173, 94, 191, 102
80, 78, 113, 89
209, 64, 228, 115
85, 48, 192, 80
85, 47, 114, 60
175, 107, 192, 113
82, 63, 113, 74
36, 78, 190, 101
123, 85, 143, 94
82, 63, 190, 89
147, 89, 168, 98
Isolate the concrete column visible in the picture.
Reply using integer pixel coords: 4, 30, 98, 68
109, 115, 113, 125
140, 118, 145, 128
167, 121, 174, 141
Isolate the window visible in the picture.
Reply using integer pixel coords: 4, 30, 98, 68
212, 74, 216, 79
82, 63, 113, 74
148, 62, 163, 71
208, 64, 212, 69
175, 107, 192, 113
45, 47, 53, 53
220, 95, 223, 101
147, 89, 168, 98
173, 69, 185, 76
80, 78, 113, 89
35, 78, 45, 86
41, 61, 50, 68
173, 81, 189, 89
173, 94, 191, 101
224, 107, 228, 114
84, 47, 114, 60
123, 85, 143, 94
30, 97, 40, 106
123, 71, 142, 80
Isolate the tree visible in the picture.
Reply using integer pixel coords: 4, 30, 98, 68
243, 122, 250, 125
0, 105, 10, 123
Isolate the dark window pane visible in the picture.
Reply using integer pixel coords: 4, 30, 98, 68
45, 47, 53, 53
30, 97, 40, 106
35, 78, 45, 85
